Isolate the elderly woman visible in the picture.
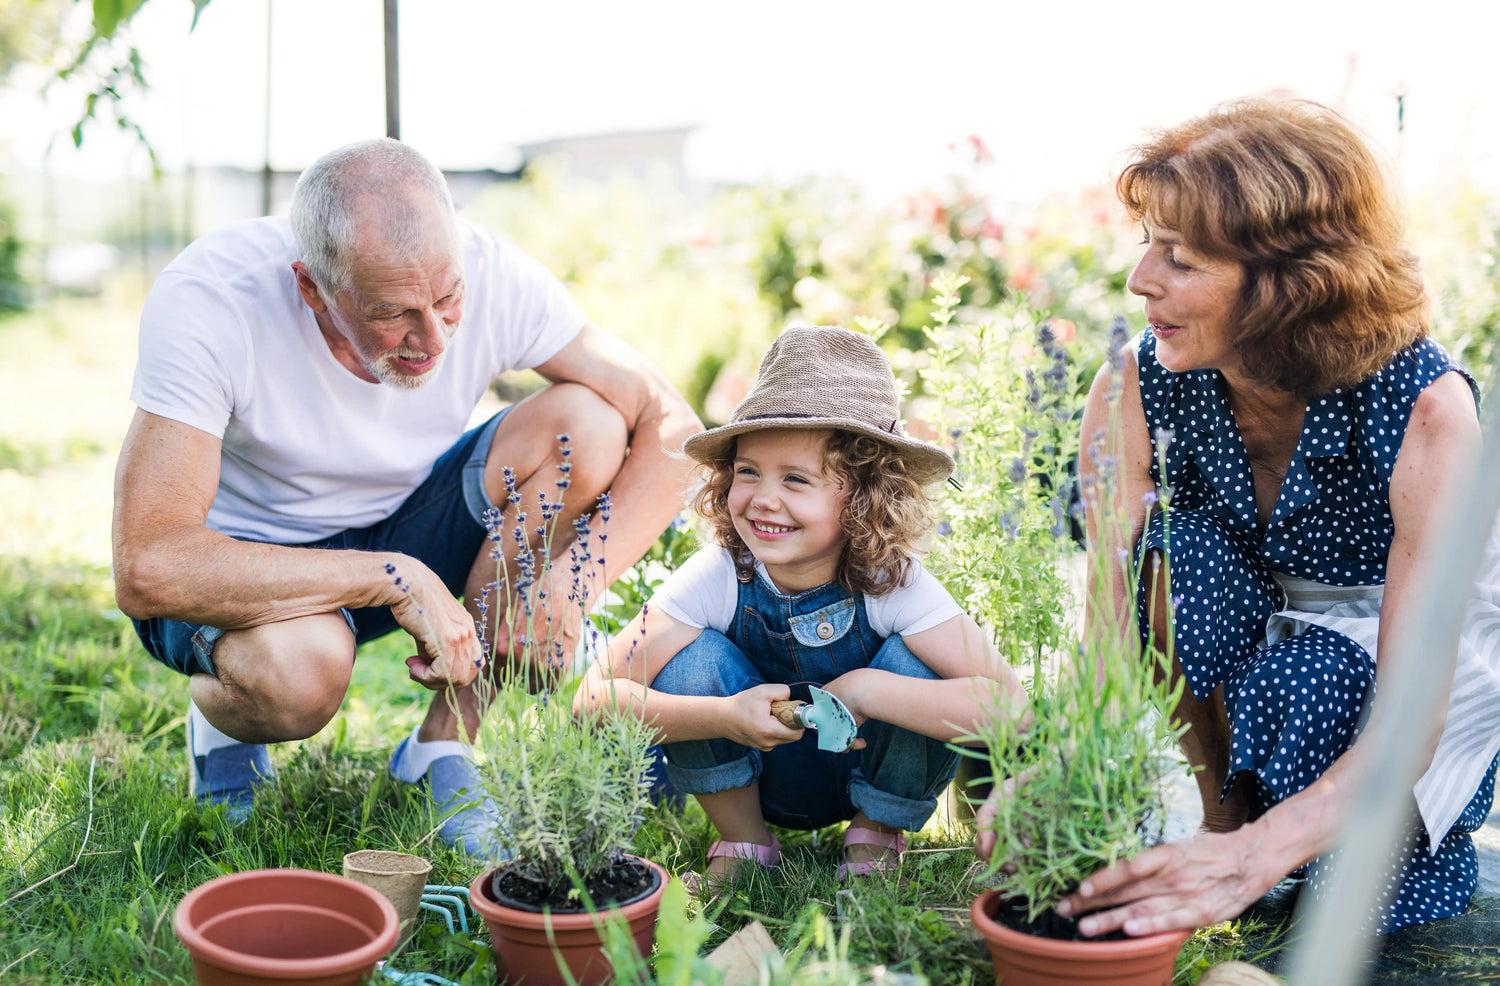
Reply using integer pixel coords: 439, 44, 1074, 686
980, 97, 1500, 937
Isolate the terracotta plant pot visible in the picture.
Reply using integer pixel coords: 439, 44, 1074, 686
468, 857, 667, 986
174, 868, 400, 986
970, 890, 1189, 986
342, 849, 432, 935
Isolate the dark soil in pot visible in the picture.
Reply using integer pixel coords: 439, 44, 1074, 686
490, 858, 660, 913
994, 895, 1130, 942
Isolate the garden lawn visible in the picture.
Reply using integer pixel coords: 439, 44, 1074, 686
0, 555, 1273, 985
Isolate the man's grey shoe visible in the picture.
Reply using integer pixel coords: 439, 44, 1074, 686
389, 736, 507, 857
186, 717, 273, 824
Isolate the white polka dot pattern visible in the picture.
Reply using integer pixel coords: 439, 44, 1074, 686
1132, 331, 1497, 933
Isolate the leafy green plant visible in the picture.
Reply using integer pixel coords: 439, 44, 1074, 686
922, 272, 1080, 683
590, 514, 700, 639
938, 302, 1187, 924
470, 678, 658, 903
453, 443, 661, 908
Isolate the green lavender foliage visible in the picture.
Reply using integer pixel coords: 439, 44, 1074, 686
928, 281, 1188, 921
922, 272, 1079, 684
471, 680, 658, 900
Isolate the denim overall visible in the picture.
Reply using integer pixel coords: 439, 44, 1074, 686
650, 565, 960, 832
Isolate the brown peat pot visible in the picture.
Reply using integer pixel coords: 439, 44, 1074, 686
971, 889, 1189, 986
174, 868, 400, 986
468, 857, 667, 986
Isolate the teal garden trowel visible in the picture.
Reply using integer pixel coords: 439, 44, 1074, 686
770, 686, 858, 752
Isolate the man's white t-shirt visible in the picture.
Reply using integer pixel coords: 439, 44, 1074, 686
651, 544, 964, 639
131, 216, 585, 543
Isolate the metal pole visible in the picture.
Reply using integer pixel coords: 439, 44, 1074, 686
1285, 365, 1500, 986
260, 0, 273, 216
383, 0, 400, 140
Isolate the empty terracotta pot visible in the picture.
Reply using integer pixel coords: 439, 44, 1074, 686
342, 849, 432, 933
174, 868, 400, 986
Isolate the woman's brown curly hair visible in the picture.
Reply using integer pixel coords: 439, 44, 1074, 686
691, 428, 936, 597
1117, 96, 1428, 399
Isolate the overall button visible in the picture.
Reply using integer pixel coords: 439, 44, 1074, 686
816, 621, 835, 639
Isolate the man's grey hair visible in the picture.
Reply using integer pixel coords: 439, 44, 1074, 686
289, 138, 456, 297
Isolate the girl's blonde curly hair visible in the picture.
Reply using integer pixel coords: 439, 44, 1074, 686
691, 428, 936, 596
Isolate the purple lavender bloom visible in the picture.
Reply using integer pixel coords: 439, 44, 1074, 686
1037, 321, 1057, 356
1107, 316, 1129, 370
1142, 490, 1159, 508
1154, 427, 1175, 451
937, 520, 951, 537
1008, 457, 1028, 485
1043, 351, 1069, 392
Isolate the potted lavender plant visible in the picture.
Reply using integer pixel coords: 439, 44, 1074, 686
458, 462, 669, 986
924, 288, 1190, 984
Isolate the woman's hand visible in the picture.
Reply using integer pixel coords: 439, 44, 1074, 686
724, 683, 805, 751
1054, 828, 1282, 937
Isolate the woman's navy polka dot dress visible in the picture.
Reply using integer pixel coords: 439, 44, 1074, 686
1133, 330, 1499, 934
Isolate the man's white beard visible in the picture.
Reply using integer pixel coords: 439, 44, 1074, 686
365, 347, 445, 390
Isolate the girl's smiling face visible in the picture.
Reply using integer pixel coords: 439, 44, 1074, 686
727, 429, 848, 594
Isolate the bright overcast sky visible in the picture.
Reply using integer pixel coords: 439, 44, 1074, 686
3, 0, 1497, 210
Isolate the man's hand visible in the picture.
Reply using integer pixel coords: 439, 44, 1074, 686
723, 684, 804, 751
388, 561, 483, 689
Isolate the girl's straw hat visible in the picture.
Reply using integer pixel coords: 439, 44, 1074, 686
683, 325, 954, 486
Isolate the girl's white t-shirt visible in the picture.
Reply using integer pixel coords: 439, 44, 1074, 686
650, 544, 964, 639
131, 216, 584, 543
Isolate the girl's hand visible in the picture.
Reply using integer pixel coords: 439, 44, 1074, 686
819, 669, 870, 726
972, 774, 1031, 874
725, 684, 804, 751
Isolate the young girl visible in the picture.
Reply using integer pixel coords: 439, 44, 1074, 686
575, 325, 1027, 884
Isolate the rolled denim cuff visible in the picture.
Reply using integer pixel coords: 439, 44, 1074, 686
189, 624, 226, 677
848, 770, 941, 832
661, 748, 760, 795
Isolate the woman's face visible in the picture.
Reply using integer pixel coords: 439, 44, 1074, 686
1127, 222, 1246, 377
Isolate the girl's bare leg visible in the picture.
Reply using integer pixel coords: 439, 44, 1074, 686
843, 811, 903, 866
695, 784, 776, 879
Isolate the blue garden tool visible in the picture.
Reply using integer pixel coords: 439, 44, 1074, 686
770, 686, 858, 752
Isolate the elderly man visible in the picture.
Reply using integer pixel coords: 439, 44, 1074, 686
112, 138, 699, 851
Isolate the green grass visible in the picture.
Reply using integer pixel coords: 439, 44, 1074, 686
0, 556, 1276, 984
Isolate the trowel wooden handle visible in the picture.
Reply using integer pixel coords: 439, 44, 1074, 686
770, 700, 806, 728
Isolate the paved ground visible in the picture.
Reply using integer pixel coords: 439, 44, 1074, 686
1161, 771, 1500, 983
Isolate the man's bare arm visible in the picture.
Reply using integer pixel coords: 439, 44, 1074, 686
532, 322, 702, 587
111, 409, 482, 683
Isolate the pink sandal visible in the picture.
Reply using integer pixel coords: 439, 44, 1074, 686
837, 826, 907, 879
682, 836, 781, 894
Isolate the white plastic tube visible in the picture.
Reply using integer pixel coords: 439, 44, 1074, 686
1286, 369, 1500, 986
